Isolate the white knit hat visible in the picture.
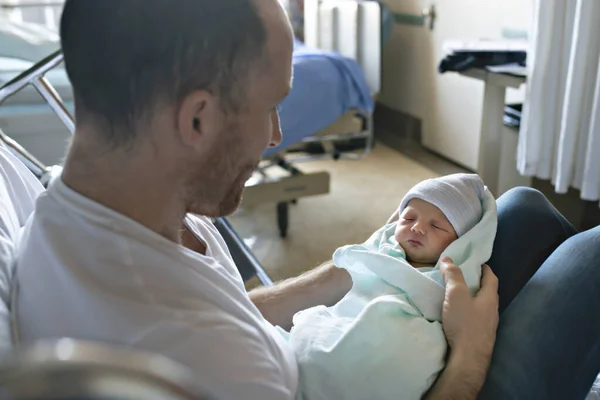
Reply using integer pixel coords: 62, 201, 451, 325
398, 173, 485, 237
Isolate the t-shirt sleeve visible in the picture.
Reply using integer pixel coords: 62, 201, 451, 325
132, 313, 296, 400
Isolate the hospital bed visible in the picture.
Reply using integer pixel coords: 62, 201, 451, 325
244, 0, 381, 237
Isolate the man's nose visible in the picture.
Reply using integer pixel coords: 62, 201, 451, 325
269, 110, 283, 148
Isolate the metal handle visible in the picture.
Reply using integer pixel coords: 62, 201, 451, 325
392, 4, 436, 30
422, 4, 437, 30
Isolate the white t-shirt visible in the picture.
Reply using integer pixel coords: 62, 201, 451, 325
14, 176, 298, 399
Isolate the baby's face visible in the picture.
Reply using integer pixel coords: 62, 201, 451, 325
394, 199, 458, 265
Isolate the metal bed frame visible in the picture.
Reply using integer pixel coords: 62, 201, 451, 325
0, 339, 209, 399
0, 50, 274, 287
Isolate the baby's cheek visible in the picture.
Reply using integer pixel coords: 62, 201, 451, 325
394, 225, 403, 241
440, 235, 457, 250
394, 231, 402, 244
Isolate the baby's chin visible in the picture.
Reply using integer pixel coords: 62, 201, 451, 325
405, 252, 439, 267
400, 240, 442, 266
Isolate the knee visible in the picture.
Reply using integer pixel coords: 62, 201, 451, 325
498, 187, 557, 222
497, 186, 575, 235
500, 187, 548, 207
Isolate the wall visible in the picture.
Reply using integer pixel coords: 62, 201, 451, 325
379, 0, 535, 117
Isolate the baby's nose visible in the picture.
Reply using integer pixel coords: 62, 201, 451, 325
411, 223, 426, 235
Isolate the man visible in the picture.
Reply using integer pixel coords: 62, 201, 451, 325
14, 1, 600, 399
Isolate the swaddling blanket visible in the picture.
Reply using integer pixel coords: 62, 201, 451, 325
282, 189, 497, 400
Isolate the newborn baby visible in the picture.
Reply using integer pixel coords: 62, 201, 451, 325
395, 173, 486, 269
279, 173, 498, 400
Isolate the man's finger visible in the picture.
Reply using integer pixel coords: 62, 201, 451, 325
478, 264, 499, 297
440, 260, 467, 286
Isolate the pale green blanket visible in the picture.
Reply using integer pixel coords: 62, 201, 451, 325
281, 189, 497, 400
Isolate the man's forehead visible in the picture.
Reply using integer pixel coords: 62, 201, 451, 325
258, 0, 293, 47
251, 0, 293, 93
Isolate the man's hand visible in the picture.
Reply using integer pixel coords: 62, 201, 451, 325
440, 257, 499, 360
426, 257, 499, 400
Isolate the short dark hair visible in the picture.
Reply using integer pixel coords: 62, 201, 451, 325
60, 0, 267, 144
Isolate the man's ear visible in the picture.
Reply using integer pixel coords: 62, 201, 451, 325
177, 90, 220, 148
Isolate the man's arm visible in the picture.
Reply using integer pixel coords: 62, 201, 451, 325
425, 260, 499, 399
251, 210, 398, 330
425, 348, 491, 400
250, 261, 352, 330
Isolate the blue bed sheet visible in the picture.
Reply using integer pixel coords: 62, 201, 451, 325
264, 40, 374, 157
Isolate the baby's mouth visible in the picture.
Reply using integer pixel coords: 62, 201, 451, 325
407, 239, 423, 247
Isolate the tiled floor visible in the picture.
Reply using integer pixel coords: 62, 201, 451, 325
229, 142, 440, 288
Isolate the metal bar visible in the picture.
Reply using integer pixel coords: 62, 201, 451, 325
285, 151, 364, 163
288, 114, 374, 162
0, 2, 63, 9
0, 50, 64, 104
392, 12, 426, 27
0, 129, 47, 176
32, 76, 75, 134
301, 131, 371, 143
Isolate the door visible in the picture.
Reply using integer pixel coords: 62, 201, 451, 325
379, 0, 534, 171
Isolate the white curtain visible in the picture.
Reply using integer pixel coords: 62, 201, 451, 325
518, 0, 600, 204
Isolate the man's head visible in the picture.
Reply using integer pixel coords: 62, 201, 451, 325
61, 0, 293, 217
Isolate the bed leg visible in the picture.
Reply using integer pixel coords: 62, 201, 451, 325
277, 202, 289, 238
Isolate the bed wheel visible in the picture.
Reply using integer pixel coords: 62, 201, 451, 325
277, 202, 289, 238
